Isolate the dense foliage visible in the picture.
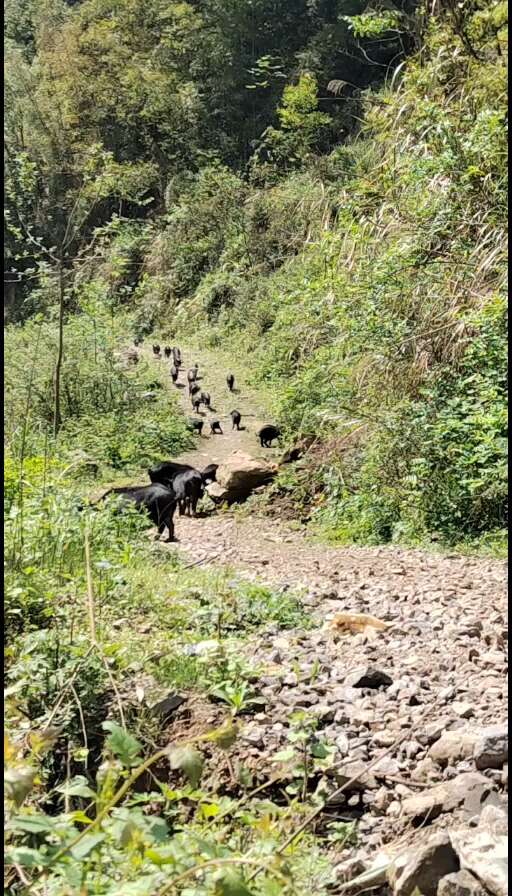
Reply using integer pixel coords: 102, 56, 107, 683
3, 0, 508, 893
135, 1, 507, 548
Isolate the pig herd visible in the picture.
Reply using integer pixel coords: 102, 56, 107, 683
99, 338, 282, 541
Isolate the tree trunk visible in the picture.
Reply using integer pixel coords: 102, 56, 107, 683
53, 260, 65, 437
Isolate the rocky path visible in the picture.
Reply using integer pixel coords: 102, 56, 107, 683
148, 341, 508, 894
169, 514, 507, 892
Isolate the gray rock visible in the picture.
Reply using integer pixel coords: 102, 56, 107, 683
332, 855, 367, 884
241, 725, 266, 748
331, 686, 362, 704
484, 769, 503, 786
473, 725, 508, 770
437, 869, 488, 896
429, 729, 480, 764
310, 703, 335, 722
479, 651, 507, 668
206, 482, 229, 502
453, 702, 475, 719
394, 832, 459, 896
374, 786, 394, 813
282, 672, 298, 686
373, 756, 400, 777
457, 621, 483, 639
387, 799, 402, 817
402, 773, 493, 825
342, 852, 395, 892
477, 804, 508, 836
396, 783, 412, 798
214, 451, 276, 500
183, 639, 221, 656
372, 730, 398, 748
412, 757, 441, 782
334, 759, 377, 790
272, 636, 291, 651
450, 809, 508, 896
335, 733, 350, 756
293, 692, 317, 708
419, 719, 451, 746
404, 740, 422, 760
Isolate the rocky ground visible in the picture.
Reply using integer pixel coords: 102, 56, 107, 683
145, 342, 508, 896
168, 514, 508, 895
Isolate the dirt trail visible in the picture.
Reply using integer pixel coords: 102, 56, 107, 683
147, 341, 507, 613
146, 340, 508, 871
153, 341, 281, 470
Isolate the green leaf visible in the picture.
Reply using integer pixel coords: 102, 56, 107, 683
70, 833, 106, 859
5, 847, 47, 868
56, 775, 96, 799
70, 810, 94, 825
8, 814, 55, 834
102, 721, 142, 768
4, 767, 36, 807
214, 869, 253, 896
199, 802, 221, 819
311, 742, 330, 759
145, 816, 169, 843
169, 746, 204, 788
205, 722, 239, 750
271, 748, 295, 762
119, 819, 139, 847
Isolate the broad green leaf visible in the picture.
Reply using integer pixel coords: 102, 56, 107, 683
8, 814, 55, 834
5, 847, 47, 868
205, 722, 239, 750
311, 742, 330, 759
271, 748, 295, 762
199, 802, 221, 819
119, 819, 139, 847
102, 721, 142, 768
145, 816, 169, 843
145, 848, 176, 866
70, 810, 94, 825
169, 746, 204, 788
4, 767, 36, 807
214, 869, 253, 896
57, 775, 96, 799
70, 833, 106, 859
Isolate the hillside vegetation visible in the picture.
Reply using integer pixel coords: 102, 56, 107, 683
148, 13, 508, 549
6, 0, 506, 550
3, 1, 508, 894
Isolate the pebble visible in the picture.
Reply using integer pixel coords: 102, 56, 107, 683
453, 702, 475, 719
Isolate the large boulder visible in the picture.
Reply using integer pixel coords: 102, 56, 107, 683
473, 725, 508, 770
450, 806, 508, 896
207, 451, 276, 503
429, 725, 509, 770
205, 482, 230, 503
401, 772, 496, 825
429, 728, 481, 764
438, 869, 488, 896
393, 832, 459, 896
